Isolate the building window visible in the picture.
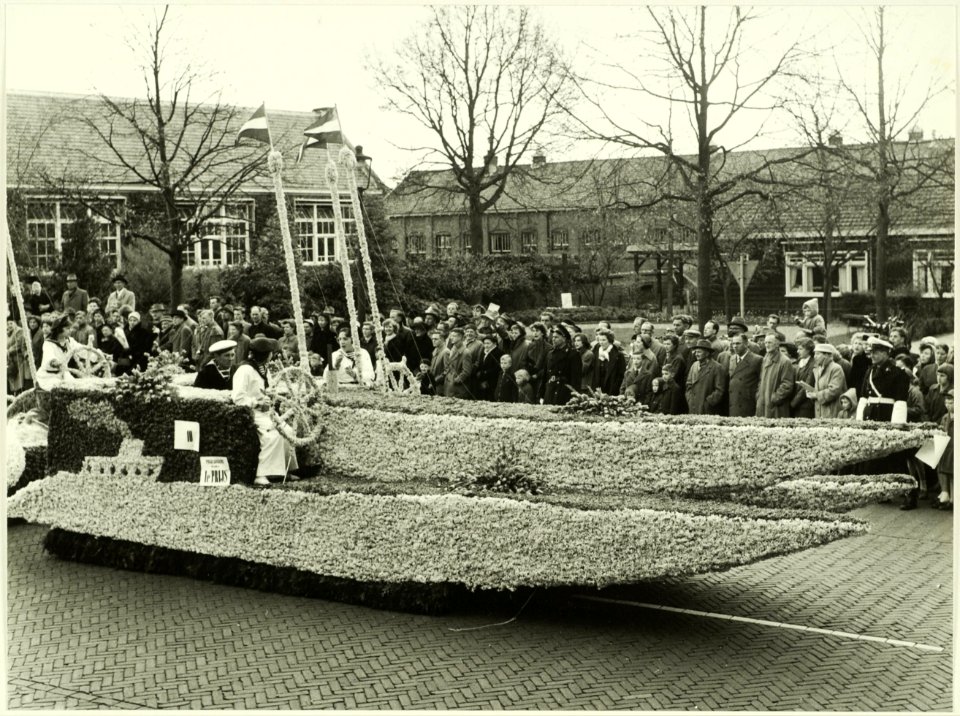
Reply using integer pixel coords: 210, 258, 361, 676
407, 233, 427, 256
784, 250, 868, 297
25, 199, 123, 272
294, 201, 355, 265
490, 232, 512, 254
581, 229, 600, 248
435, 233, 452, 257
182, 202, 253, 268
913, 250, 954, 298
550, 229, 569, 250
520, 230, 537, 254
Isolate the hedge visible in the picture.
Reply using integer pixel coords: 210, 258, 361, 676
47, 385, 261, 484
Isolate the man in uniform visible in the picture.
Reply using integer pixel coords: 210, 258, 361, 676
857, 337, 910, 423
194, 339, 237, 390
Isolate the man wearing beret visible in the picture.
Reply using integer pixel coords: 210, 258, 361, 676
61, 273, 89, 313
544, 325, 581, 406
685, 339, 727, 414
194, 339, 237, 390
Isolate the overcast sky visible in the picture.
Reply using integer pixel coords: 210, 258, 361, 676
4, 3, 956, 185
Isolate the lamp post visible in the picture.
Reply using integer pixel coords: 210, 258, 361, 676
354, 145, 373, 198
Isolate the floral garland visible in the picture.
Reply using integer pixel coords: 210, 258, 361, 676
324, 159, 361, 349
8, 472, 865, 590
734, 473, 917, 512
339, 146, 388, 390
266, 365, 327, 448
268, 150, 309, 371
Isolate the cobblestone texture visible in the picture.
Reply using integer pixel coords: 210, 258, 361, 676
6, 502, 953, 710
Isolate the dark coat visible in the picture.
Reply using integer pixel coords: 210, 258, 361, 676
444, 344, 475, 399
544, 345, 581, 406
525, 339, 549, 403
650, 379, 683, 415
310, 328, 339, 366
726, 350, 763, 417
193, 362, 234, 391
495, 370, 519, 403
859, 358, 911, 422
790, 358, 816, 419
592, 344, 627, 395
848, 352, 870, 398
684, 358, 727, 415
474, 346, 504, 401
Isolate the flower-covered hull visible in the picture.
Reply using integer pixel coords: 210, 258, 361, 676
8, 471, 865, 590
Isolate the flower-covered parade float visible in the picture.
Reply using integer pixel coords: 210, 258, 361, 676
6, 124, 945, 614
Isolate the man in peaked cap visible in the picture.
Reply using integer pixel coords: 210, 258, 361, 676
685, 338, 726, 415
543, 324, 581, 406
858, 337, 910, 423
194, 339, 237, 391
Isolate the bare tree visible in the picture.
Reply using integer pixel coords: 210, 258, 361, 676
837, 6, 953, 321
39, 6, 268, 306
373, 6, 572, 255
569, 6, 811, 327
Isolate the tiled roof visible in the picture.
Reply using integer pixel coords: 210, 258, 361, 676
386, 140, 954, 235
6, 91, 382, 196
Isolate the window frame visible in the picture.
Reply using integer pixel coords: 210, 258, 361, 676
913, 249, 955, 298
24, 197, 124, 272
293, 199, 355, 266
490, 231, 512, 254
783, 250, 869, 297
549, 229, 569, 251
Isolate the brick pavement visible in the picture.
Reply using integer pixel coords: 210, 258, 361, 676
6, 502, 953, 710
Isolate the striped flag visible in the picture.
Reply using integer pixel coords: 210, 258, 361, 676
297, 107, 344, 162
236, 103, 272, 146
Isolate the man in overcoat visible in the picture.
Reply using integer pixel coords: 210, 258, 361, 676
685, 339, 727, 415
726, 332, 763, 417
756, 331, 796, 418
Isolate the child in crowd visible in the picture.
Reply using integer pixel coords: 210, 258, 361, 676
650, 364, 682, 414
514, 368, 534, 404
837, 388, 857, 419
495, 353, 518, 403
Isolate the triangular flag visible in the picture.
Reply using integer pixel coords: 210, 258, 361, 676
298, 107, 344, 162
236, 103, 272, 146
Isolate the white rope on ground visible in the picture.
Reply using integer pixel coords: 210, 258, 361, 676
571, 595, 945, 653
447, 590, 537, 632
268, 149, 309, 373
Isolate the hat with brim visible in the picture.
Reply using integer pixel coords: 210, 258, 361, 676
937, 363, 954, 377
209, 339, 237, 355
424, 305, 441, 318
66, 273, 78, 281
683, 328, 702, 338
947, 388, 955, 398
813, 343, 837, 355
112, 274, 128, 284
322, 306, 336, 316
554, 324, 571, 342
170, 309, 187, 320
728, 316, 749, 332
867, 337, 894, 352
249, 337, 279, 354
150, 303, 166, 311
919, 336, 938, 349
694, 339, 714, 352
25, 275, 40, 284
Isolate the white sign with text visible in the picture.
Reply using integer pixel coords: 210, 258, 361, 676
174, 420, 200, 451
199, 457, 231, 486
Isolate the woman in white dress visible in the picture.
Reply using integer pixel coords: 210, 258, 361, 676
231, 336, 298, 486
36, 316, 76, 392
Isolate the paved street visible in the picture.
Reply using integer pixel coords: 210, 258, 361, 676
6, 502, 953, 711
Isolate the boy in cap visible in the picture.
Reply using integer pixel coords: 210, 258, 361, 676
194, 339, 237, 390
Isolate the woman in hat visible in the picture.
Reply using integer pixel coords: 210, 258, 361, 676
115, 311, 155, 375
789, 337, 816, 419
36, 315, 75, 393
232, 337, 298, 486
802, 343, 847, 419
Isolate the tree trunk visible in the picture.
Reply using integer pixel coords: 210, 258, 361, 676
875, 201, 889, 321
823, 234, 832, 326
468, 196, 484, 256
169, 250, 184, 307
665, 249, 675, 316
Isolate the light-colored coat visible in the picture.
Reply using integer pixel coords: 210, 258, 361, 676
811, 360, 847, 419
756, 351, 796, 418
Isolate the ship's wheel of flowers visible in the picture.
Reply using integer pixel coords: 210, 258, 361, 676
265, 365, 326, 447
65, 343, 114, 379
